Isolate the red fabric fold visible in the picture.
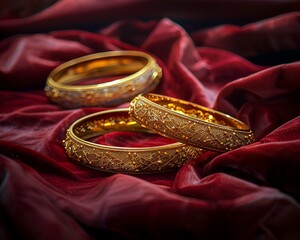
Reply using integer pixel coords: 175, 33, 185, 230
1, 0, 299, 35
192, 12, 300, 57
202, 117, 300, 199
0, 8, 300, 240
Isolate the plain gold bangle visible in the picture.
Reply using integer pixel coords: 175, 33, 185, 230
129, 93, 255, 152
45, 50, 162, 108
63, 108, 204, 174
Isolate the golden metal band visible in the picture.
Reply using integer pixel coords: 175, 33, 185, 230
63, 108, 204, 174
129, 93, 255, 152
45, 51, 162, 108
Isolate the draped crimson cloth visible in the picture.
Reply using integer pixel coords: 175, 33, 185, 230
1, 2, 300, 239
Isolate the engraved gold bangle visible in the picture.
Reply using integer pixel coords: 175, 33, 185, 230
45, 51, 162, 108
63, 108, 204, 174
129, 93, 255, 152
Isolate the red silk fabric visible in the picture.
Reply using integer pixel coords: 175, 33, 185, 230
1, 4, 300, 240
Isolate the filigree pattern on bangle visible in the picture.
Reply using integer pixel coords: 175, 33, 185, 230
63, 108, 204, 174
45, 51, 162, 108
129, 93, 255, 152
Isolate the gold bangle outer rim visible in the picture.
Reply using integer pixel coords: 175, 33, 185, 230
64, 108, 204, 174
129, 94, 255, 152
45, 51, 162, 108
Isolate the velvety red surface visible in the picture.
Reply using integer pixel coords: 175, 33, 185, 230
1, 5, 300, 240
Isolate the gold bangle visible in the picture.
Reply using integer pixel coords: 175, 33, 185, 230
63, 108, 204, 174
129, 93, 255, 152
45, 51, 162, 108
